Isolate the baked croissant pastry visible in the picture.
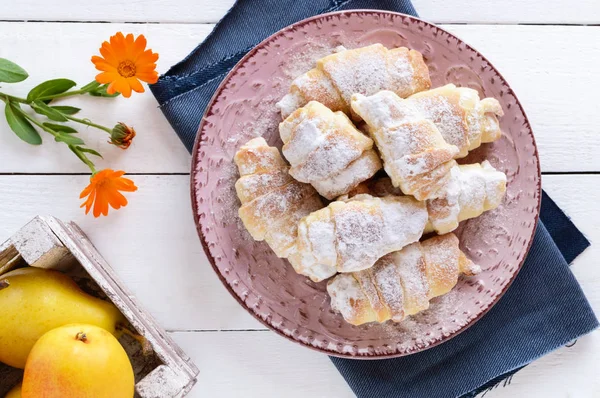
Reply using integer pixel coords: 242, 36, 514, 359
234, 137, 323, 258
341, 161, 507, 235
287, 194, 428, 282
407, 84, 504, 157
279, 101, 382, 199
327, 233, 481, 325
276, 44, 431, 120
425, 160, 507, 234
351, 90, 460, 201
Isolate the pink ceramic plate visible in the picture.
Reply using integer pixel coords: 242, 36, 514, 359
191, 10, 541, 358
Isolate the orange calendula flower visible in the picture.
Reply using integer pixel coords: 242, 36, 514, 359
91, 32, 159, 98
80, 169, 138, 217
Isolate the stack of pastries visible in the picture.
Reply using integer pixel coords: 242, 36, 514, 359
234, 44, 507, 326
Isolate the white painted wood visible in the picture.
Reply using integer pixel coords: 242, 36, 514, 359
1, 0, 599, 24
0, 174, 264, 331
414, 0, 600, 24
0, 174, 596, 397
0, 23, 210, 173
166, 330, 600, 398
1, 1, 599, 396
1, 23, 599, 173
169, 331, 355, 398
0, 174, 596, 329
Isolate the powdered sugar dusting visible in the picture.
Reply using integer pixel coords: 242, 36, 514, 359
328, 233, 480, 325
280, 101, 379, 199
427, 161, 507, 234
333, 201, 385, 272
409, 92, 468, 155
319, 44, 390, 107
354, 270, 389, 321
394, 244, 430, 315
311, 150, 381, 199
235, 170, 292, 203
351, 91, 458, 198
421, 235, 460, 297
371, 258, 405, 321
277, 43, 428, 119
379, 196, 429, 250
408, 84, 504, 158
235, 138, 323, 258
327, 274, 376, 325
307, 219, 337, 267
289, 132, 363, 181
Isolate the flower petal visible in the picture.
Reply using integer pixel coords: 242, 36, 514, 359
127, 77, 145, 93
113, 77, 132, 98
113, 179, 138, 192
95, 71, 119, 85
135, 71, 159, 84
127, 34, 137, 59
80, 186, 95, 214
99, 42, 120, 66
107, 189, 128, 210
92, 56, 117, 72
132, 35, 148, 59
106, 81, 118, 95
110, 170, 126, 178
137, 49, 159, 65
110, 32, 127, 61
80, 181, 94, 199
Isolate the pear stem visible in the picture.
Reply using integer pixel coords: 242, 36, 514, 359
76, 332, 88, 343
0, 280, 9, 291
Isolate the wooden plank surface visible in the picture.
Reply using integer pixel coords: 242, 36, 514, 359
1, 23, 599, 173
0, 173, 597, 397
1, 0, 599, 396
169, 331, 355, 398
1, 0, 599, 24
166, 330, 600, 398
0, 174, 596, 330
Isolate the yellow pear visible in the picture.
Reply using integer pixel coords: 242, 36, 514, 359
4, 383, 22, 398
0, 267, 126, 368
22, 324, 135, 398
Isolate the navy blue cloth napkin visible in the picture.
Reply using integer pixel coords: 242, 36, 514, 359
150, 1, 597, 397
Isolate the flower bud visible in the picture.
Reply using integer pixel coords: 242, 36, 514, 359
109, 122, 136, 149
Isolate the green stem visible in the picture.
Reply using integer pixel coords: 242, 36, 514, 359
29, 110, 98, 174
66, 115, 112, 134
37, 89, 88, 101
0, 92, 27, 104
20, 111, 57, 137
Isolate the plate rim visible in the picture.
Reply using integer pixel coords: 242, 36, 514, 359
189, 9, 542, 359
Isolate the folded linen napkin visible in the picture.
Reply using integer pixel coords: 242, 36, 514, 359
150, 1, 597, 397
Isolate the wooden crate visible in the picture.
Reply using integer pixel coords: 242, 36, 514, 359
0, 216, 199, 397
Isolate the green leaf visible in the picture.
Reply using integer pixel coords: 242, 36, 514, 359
0, 58, 28, 83
4, 102, 41, 145
80, 81, 100, 92
27, 78, 76, 101
31, 100, 68, 122
77, 147, 103, 158
51, 105, 80, 115
55, 133, 84, 146
89, 83, 119, 98
42, 122, 77, 133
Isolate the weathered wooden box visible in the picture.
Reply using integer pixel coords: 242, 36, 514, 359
0, 216, 199, 397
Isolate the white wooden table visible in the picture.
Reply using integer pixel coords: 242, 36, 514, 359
1, 1, 599, 397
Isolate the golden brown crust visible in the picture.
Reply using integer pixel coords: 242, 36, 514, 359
328, 233, 480, 325
277, 44, 432, 120
234, 137, 324, 258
